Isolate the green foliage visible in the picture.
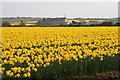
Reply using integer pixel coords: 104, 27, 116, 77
115, 22, 120, 26
2, 21, 11, 27
19, 21, 26, 27
99, 21, 113, 26
29, 54, 119, 78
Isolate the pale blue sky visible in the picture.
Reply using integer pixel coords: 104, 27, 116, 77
1, 2, 118, 18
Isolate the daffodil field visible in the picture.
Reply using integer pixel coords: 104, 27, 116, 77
0, 27, 119, 78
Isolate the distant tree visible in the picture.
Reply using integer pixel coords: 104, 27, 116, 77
72, 21, 78, 26
36, 20, 40, 27
115, 22, 120, 26
99, 21, 113, 26
78, 22, 82, 25
72, 21, 77, 24
118, 17, 120, 21
2, 21, 11, 27
59, 24, 63, 26
19, 21, 26, 27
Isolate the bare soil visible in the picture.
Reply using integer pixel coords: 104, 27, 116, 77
57, 71, 120, 80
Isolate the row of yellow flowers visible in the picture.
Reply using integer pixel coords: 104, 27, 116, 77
67, 20, 107, 23
9, 21, 37, 26
0, 27, 119, 78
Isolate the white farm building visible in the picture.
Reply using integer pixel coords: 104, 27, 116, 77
37, 17, 68, 27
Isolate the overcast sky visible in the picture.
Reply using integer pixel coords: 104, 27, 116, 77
1, 1, 119, 18
1, 0, 120, 2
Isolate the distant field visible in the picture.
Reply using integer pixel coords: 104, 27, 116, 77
0, 27, 119, 78
67, 20, 107, 22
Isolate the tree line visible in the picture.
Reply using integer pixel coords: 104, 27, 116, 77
2, 20, 120, 27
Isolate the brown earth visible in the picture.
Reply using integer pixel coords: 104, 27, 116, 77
57, 71, 120, 80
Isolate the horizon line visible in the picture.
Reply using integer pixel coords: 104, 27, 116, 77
0, 16, 119, 18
